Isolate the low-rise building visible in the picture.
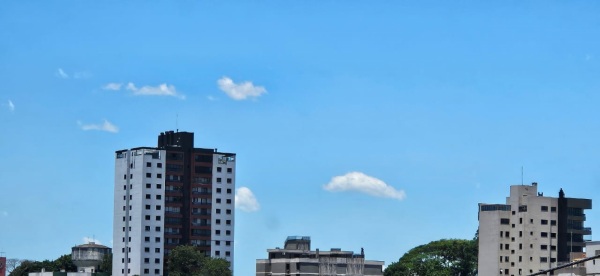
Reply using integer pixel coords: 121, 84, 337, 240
256, 236, 384, 276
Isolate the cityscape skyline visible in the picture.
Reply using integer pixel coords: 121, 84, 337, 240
2, 1, 600, 274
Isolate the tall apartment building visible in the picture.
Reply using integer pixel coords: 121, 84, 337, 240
478, 183, 591, 276
113, 131, 235, 276
256, 236, 384, 276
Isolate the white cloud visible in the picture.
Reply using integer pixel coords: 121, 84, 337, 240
235, 187, 260, 212
56, 68, 69, 79
83, 237, 101, 244
126, 82, 185, 99
102, 83, 123, 91
73, 71, 92, 79
217, 76, 267, 100
323, 172, 406, 200
77, 119, 119, 133
7, 100, 14, 112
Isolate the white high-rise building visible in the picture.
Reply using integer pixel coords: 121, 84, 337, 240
478, 183, 591, 276
113, 131, 235, 276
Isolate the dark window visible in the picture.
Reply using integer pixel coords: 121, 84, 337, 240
156, 226, 161, 231
541, 206, 548, 212
145, 226, 150, 231
551, 206, 557, 212
226, 241, 231, 246
541, 232, 548, 237
226, 199, 232, 204
217, 167, 222, 172
145, 237, 150, 242
217, 188, 222, 193
541, 245, 548, 250
541, 219, 548, 225
157, 184, 162, 189
215, 251, 220, 256
156, 195, 161, 200
146, 183, 151, 188
216, 230, 221, 235
227, 178, 232, 184
551, 233, 556, 238
155, 269, 160, 274
217, 178, 222, 183
519, 218, 523, 224
540, 257, 548, 263
157, 173, 162, 179
227, 168, 232, 173
144, 269, 149, 274
194, 166, 212, 174
216, 219, 221, 224
146, 173, 151, 178
551, 220, 556, 226
155, 248, 160, 253
145, 215, 150, 220
226, 220, 231, 225
500, 218, 510, 225
156, 216, 161, 221
226, 209, 232, 214
146, 194, 151, 199
226, 230, 231, 235
519, 205, 527, 212
216, 198, 221, 203
157, 163, 162, 168
156, 205, 161, 210
194, 155, 212, 162
155, 237, 160, 242
145, 247, 150, 252
146, 162, 151, 167
226, 251, 231, 257
227, 188, 232, 194
216, 209, 221, 214
144, 258, 149, 263
145, 205, 150, 210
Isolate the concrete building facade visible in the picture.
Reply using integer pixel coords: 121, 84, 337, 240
256, 236, 384, 276
478, 183, 591, 276
113, 131, 235, 276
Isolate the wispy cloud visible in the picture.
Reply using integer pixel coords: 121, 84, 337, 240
56, 68, 69, 79
217, 76, 267, 100
102, 83, 123, 91
102, 82, 184, 99
7, 100, 15, 112
323, 172, 406, 200
83, 237, 101, 244
235, 187, 260, 212
77, 119, 119, 133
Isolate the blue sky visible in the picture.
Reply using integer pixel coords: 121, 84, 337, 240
2, 0, 600, 274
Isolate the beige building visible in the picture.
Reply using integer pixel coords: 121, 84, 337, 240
478, 183, 591, 276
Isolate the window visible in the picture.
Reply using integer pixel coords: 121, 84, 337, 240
155, 237, 160, 242
216, 209, 221, 214
217, 188, 222, 193
226, 209, 232, 214
551, 206, 557, 212
156, 216, 161, 221
541, 206, 548, 212
146, 194, 151, 199
145, 226, 150, 231
541, 219, 548, 225
146, 162, 151, 167
227, 188, 232, 194
144, 269, 149, 274
227, 168, 232, 173
216, 230, 221, 235
145, 237, 150, 242
540, 257, 548, 263
157, 163, 162, 168
217, 167, 222, 172
226, 251, 231, 257
226, 241, 231, 246
216, 198, 221, 203
500, 218, 510, 225
155, 258, 160, 264
124, 185, 127, 190
227, 178, 232, 184
215, 241, 220, 246
156, 195, 161, 200
551, 220, 556, 226
551, 245, 556, 251
519, 218, 523, 224
146, 183, 151, 188
500, 232, 503, 238
145, 205, 150, 210
157, 173, 162, 179
215, 251, 220, 256
155, 269, 160, 274
156, 205, 161, 210
217, 178, 222, 183
226, 199, 232, 204
551, 233, 556, 238
226, 220, 231, 225
519, 231, 522, 237
145, 247, 150, 252
156, 226, 161, 232
216, 219, 221, 224
144, 258, 150, 263
146, 173, 151, 178
226, 230, 231, 235
155, 248, 160, 253
157, 184, 162, 189
145, 215, 150, 220
541, 232, 548, 237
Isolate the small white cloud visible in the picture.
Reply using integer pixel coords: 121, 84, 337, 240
235, 187, 260, 212
217, 76, 267, 100
83, 237, 101, 244
7, 100, 15, 112
73, 71, 92, 79
125, 82, 185, 99
102, 83, 123, 91
323, 172, 406, 200
56, 68, 69, 79
78, 119, 119, 133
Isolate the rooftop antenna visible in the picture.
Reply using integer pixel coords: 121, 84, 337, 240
176, 113, 179, 132
521, 166, 524, 185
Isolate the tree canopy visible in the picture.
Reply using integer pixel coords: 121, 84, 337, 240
167, 245, 232, 276
9, 255, 77, 276
384, 239, 478, 276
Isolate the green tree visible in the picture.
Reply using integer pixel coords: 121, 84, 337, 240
167, 245, 232, 276
9, 255, 77, 276
98, 252, 113, 273
384, 239, 477, 276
